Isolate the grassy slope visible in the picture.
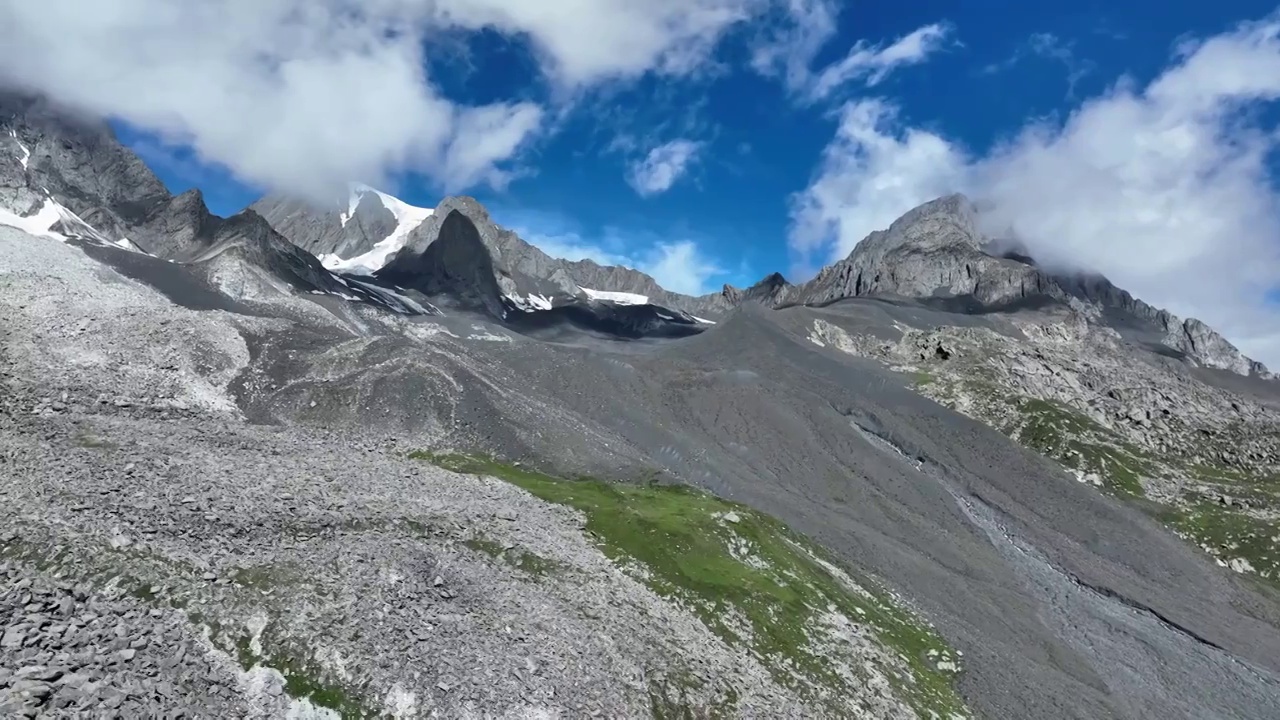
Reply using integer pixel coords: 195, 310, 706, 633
918, 376, 1280, 590
411, 451, 969, 719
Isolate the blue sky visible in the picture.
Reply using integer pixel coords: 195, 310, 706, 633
7, 1, 1280, 363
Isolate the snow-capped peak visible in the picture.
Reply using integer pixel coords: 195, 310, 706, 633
323, 183, 435, 274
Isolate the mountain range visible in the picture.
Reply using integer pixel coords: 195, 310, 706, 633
4, 88, 1280, 719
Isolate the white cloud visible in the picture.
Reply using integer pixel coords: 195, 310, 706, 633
0, 0, 768, 200
627, 140, 703, 196
749, 0, 841, 91
508, 217, 727, 295
427, 0, 764, 89
789, 99, 966, 267
790, 13, 1280, 365
642, 241, 727, 295
808, 24, 953, 98
441, 103, 545, 192
752, 1, 952, 101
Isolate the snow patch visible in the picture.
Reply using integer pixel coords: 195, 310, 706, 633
694, 316, 717, 325
0, 195, 125, 249
580, 287, 649, 305
323, 183, 434, 274
0, 199, 66, 240
10, 128, 31, 169
505, 292, 556, 312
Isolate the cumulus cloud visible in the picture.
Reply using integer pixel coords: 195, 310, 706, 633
506, 215, 727, 295
0, 0, 766, 200
427, 0, 763, 88
627, 140, 704, 196
790, 14, 1280, 364
808, 23, 953, 98
789, 99, 966, 266
752, 1, 952, 101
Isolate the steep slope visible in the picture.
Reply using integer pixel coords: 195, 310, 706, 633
374, 206, 709, 337
375, 209, 510, 319
2, 225, 972, 719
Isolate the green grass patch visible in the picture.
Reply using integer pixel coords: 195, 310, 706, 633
412, 451, 968, 718
71, 429, 117, 449
213, 619, 372, 718
1162, 502, 1280, 587
648, 670, 740, 719
1012, 399, 1154, 496
231, 561, 307, 591
463, 536, 563, 577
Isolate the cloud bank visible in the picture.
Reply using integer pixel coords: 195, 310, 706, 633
0, 0, 770, 199
790, 15, 1280, 364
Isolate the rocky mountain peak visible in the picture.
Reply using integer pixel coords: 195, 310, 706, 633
774, 192, 1269, 376
867, 192, 983, 256
722, 271, 792, 306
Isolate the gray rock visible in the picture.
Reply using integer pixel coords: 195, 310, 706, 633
2, 627, 27, 649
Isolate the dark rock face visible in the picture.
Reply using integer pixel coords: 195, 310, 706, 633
377, 210, 508, 318
1, 92, 169, 233
376, 208, 707, 337
367, 195, 733, 318
722, 272, 792, 307
346, 192, 397, 255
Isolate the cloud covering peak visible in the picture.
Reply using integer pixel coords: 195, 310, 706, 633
790, 14, 1280, 365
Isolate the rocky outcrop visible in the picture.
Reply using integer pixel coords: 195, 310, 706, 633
377, 209, 509, 318
722, 272, 792, 307
782, 195, 1046, 308
782, 193, 1269, 376
1, 92, 169, 238
384, 196, 735, 318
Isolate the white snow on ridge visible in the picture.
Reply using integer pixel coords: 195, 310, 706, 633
0, 199, 66, 240
323, 183, 434, 274
579, 287, 650, 305
504, 292, 555, 312
694, 316, 717, 325
9, 128, 30, 169
0, 193, 149, 255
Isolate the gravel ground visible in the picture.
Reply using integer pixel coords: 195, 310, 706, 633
7, 226, 1280, 718
0, 227, 919, 717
